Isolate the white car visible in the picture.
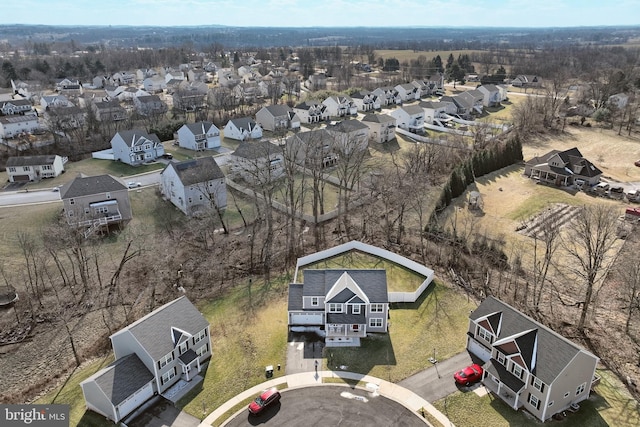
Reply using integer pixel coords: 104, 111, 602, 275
127, 181, 142, 189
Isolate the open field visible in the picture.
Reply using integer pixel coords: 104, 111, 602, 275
374, 49, 484, 64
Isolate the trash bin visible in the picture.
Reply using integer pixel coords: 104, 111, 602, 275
265, 365, 274, 378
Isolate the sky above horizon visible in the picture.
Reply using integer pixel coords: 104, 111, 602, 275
1, 0, 638, 28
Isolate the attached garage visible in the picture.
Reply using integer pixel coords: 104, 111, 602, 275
289, 312, 324, 326
468, 337, 492, 362
115, 380, 154, 421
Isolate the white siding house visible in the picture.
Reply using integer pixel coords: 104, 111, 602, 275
6, 155, 65, 182
177, 122, 221, 151
223, 117, 263, 141
110, 130, 164, 166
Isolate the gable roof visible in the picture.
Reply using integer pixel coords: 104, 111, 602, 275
228, 116, 257, 131
261, 104, 292, 117
113, 296, 209, 361
7, 155, 58, 167
85, 353, 154, 406
326, 120, 368, 133
525, 147, 602, 178
470, 296, 597, 385
399, 105, 424, 115
301, 269, 388, 303
361, 113, 395, 124
232, 140, 280, 160
165, 156, 225, 186
182, 121, 217, 136
60, 174, 126, 199
113, 130, 161, 147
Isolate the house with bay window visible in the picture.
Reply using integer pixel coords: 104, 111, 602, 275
467, 296, 599, 422
81, 296, 211, 424
288, 269, 389, 347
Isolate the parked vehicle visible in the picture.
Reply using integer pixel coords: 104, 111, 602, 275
248, 388, 281, 415
453, 363, 484, 386
594, 182, 609, 193
162, 153, 173, 159
635, 159, 640, 167
627, 190, 639, 202
127, 181, 142, 188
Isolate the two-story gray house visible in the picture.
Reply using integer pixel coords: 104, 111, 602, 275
80, 296, 212, 423
60, 174, 133, 238
467, 296, 599, 422
176, 121, 221, 151
110, 130, 164, 166
288, 269, 389, 347
160, 157, 227, 217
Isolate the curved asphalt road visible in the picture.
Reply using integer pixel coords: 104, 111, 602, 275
224, 385, 426, 427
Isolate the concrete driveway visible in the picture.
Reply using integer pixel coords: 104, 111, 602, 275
285, 332, 325, 375
129, 399, 200, 427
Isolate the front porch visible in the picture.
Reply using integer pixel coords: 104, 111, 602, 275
483, 361, 525, 410
161, 374, 204, 404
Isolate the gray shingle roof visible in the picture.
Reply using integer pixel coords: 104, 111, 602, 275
288, 284, 304, 311
326, 120, 368, 133
232, 140, 280, 160
327, 312, 366, 324
228, 117, 257, 131
7, 155, 58, 167
262, 104, 292, 117
167, 156, 225, 186
361, 113, 395, 124
115, 129, 161, 146
183, 121, 217, 135
401, 105, 424, 115
485, 359, 525, 392
91, 353, 154, 405
301, 270, 388, 303
470, 296, 597, 385
60, 174, 126, 199
120, 296, 209, 361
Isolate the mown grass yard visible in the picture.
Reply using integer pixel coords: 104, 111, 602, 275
433, 369, 638, 427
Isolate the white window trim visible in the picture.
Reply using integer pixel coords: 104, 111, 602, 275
159, 352, 174, 369
512, 363, 523, 379
528, 393, 540, 409
533, 377, 544, 392
370, 303, 383, 313
352, 305, 361, 314
193, 329, 206, 344
369, 318, 383, 328
576, 382, 586, 395
328, 303, 343, 313
311, 297, 319, 306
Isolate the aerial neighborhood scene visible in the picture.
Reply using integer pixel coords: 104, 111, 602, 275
1, 1, 640, 426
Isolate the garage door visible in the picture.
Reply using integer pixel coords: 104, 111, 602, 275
289, 312, 323, 325
116, 381, 154, 421
468, 337, 492, 362
12, 175, 30, 182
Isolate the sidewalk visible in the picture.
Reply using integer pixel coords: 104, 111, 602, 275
199, 369, 454, 427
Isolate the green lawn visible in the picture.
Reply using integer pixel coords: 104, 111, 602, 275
304, 250, 426, 293
326, 280, 477, 381
433, 368, 639, 427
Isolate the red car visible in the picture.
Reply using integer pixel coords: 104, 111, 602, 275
454, 363, 484, 386
248, 387, 281, 415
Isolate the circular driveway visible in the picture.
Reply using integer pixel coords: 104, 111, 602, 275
224, 385, 426, 426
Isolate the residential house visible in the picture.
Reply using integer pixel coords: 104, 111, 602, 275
216, 69, 240, 88
390, 105, 425, 133
288, 269, 389, 347
110, 130, 164, 166
46, 105, 85, 129
419, 100, 457, 125
40, 94, 71, 110
322, 95, 357, 118
305, 73, 327, 91
92, 99, 127, 122
256, 104, 300, 132
223, 117, 263, 141
173, 82, 208, 113
11, 79, 44, 100
511, 75, 541, 88
104, 85, 126, 100
467, 296, 599, 422
372, 86, 401, 106
496, 84, 509, 103
177, 121, 220, 151
524, 147, 602, 187
164, 71, 185, 83
160, 157, 226, 216
0, 115, 40, 139
143, 76, 167, 93
112, 71, 136, 85
477, 84, 501, 107
55, 78, 83, 95
427, 72, 445, 94
134, 95, 167, 116
395, 83, 420, 102
6, 154, 65, 182
136, 68, 158, 82
292, 100, 330, 124
410, 80, 430, 98
60, 174, 132, 235
258, 76, 285, 99
231, 139, 285, 183
232, 82, 260, 104
80, 297, 211, 423
361, 113, 396, 143
0, 99, 33, 115
325, 119, 370, 153
187, 68, 207, 83
350, 90, 379, 112
286, 129, 338, 169
118, 87, 149, 102
608, 93, 629, 110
